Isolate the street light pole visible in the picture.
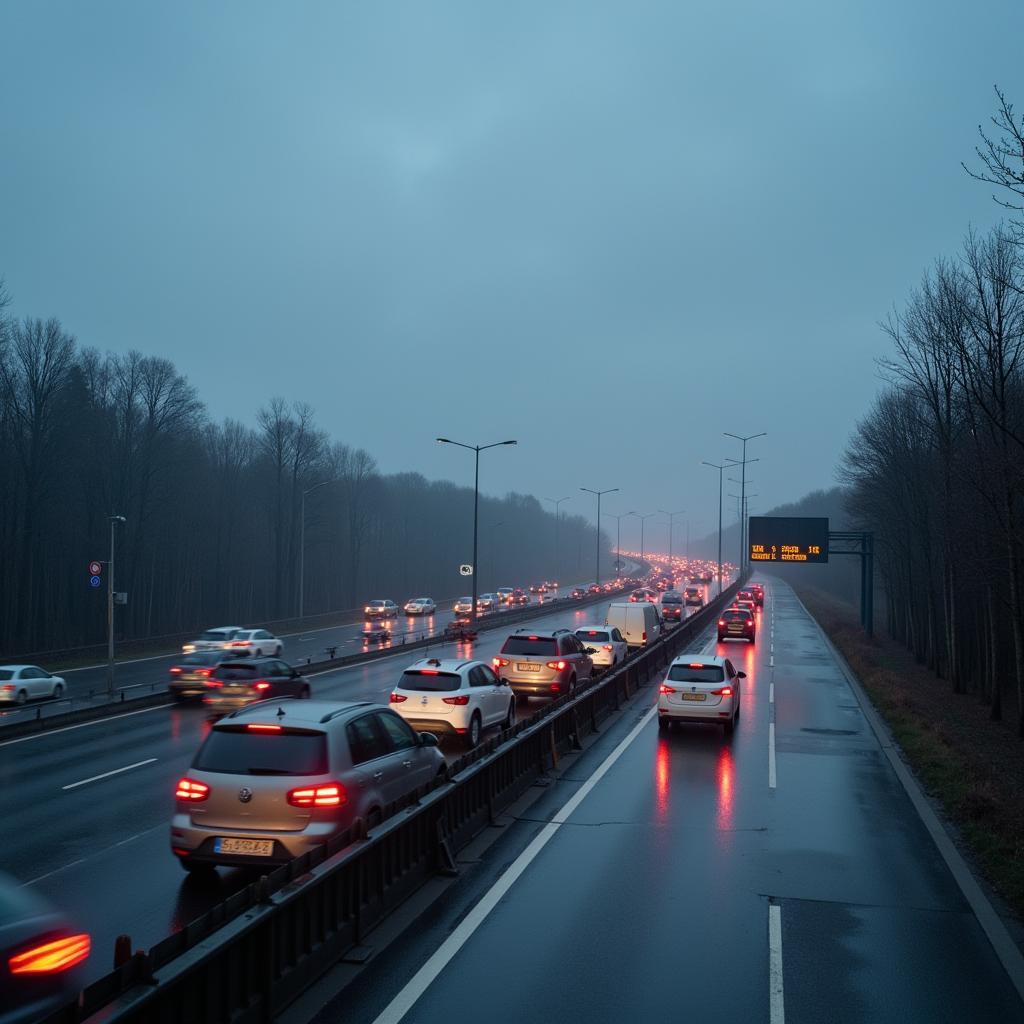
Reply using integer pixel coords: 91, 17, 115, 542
581, 486, 619, 586
627, 511, 655, 564
702, 462, 726, 596
541, 496, 572, 577
438, 438, 517, 623
724, 431, 766, 573
658, 509, 686, 567
107, 514, 126, 696
299, 479, 340, 619
602, 512, 629, 575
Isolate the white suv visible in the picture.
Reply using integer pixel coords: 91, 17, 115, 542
658, 655, 745, 734
574, 626, 627, 672
390, 657, 515, 748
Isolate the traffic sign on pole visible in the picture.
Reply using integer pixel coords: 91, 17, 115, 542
459, 564, 473, 576
89, 560, 102, 576
89, 575, 102, 588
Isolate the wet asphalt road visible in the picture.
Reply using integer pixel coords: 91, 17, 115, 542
314, 578, 1024, 1024
0, 580, 689, 985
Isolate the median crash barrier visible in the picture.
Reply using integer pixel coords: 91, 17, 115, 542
43, 576, 744, 1024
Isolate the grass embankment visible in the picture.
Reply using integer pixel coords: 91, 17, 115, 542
796, 586, 1024, 921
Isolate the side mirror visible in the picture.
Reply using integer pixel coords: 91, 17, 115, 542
419, 732, 440, 747
736, 671, 747, 679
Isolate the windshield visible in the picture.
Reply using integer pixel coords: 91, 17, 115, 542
199, 629, 234, 641
398, 670, 461, 692
501, 636, 557, 656
0, 670, 13, 681
667, 664, 725, 683
196, 728, 327, 775
576, 629, 610, 642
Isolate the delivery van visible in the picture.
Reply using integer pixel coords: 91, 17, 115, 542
606, 601, 662, 649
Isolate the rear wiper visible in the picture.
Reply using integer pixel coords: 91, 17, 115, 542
246, 767, 291, 775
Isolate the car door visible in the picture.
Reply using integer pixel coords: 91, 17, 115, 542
469, 665, 501, 724
22, 667, 47, 698
271, 660, 301, 697
374, 710, 435, 795
345, 713, 393, 811
611, 627, 627, 662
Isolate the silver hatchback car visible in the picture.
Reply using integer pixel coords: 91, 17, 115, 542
171, 699, 446, 871
492, 629, 595, 699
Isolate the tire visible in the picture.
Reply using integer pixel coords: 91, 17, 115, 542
179, 859, 214, 876
15, 690, 27, 705
275, 645, 282, 656
568, 675, 577, 695
436, 763, 451, 784
301, 685, 311, 699
717, 635, 724, 643
52, 683, 64, 699
254, 648, 263, 658
503, 700, 515, 730
658, 717, 670, 732
466, 712, 482, 749
724, 714, 736, 736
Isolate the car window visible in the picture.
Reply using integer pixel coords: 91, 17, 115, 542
577, 629, 610, 643
195, 727, 328, 775
480, 665, 499, 685
667, 663, 725, 683
469, 666, 489, 687
612, 629, 624, 642
0, 670, 13, 681
501, 636, 557, 656
346, 714, 390, 764
725, 660, 736, 677
399, 669, 461, 692
375, 711, 418, 751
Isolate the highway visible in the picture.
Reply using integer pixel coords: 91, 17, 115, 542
307, 578, 1024, 1024
0, 576, 684, 987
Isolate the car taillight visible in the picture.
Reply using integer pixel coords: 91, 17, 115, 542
546, 660, 567, 671
9, 933, 91, 975
390, 693, 407, 703
642, 631, 647, 642
204, 679, 223, 687
711, 686, 733, 696
246, 723, 282, 731
602, 644, 613, 651
659, 684, 676, 694
443, 695, 470, 705
198, 668, 212, 677
287, 783, 346, 807
718, 619, 726, 627
549, 683, 561, 693
175, 778, 209, 801
230, 641, 250, 647
169, 667, 182, 675
254, 682, 271, 691
493, 657, 510, 668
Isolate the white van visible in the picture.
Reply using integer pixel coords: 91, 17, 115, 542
606, 602, 663, 649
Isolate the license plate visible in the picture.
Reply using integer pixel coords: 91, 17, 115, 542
682, 692, 706, 701
214, 837, 274, 856
728, 626, 742, 632
517, 663, 541, 672
222, 687, 248, 695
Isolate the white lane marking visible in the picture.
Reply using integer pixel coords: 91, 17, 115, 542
0, 702, 174, 748
370, 704, 659, 1024
62, 758, 157, 791
769, 722, 777, 789
769, 682, 775, 704
770, 655, 774, 668
769, 902, 785, 1023
23, 822, 166, 886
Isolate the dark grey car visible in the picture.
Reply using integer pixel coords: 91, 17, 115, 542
492, 629, 594, 699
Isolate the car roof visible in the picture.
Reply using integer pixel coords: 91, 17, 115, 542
405, 658, 477, 672
670, 654, 728, 667
0, 665, 36, 672
511, 628, 568, 638
575, 624, 613, 632
221, 699, 376, 726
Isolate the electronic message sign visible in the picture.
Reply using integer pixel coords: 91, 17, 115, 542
748, 516, 829, 563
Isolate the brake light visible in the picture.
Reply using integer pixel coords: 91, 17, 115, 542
718, 619, 726, 627
287, 782, 346, 807
0, 684, 13, 692
198, 668, 212, 677
390, 693, 407, 703
602, 644, 613, 651
246, 723, 281, 731
711, 686, 733, 697
546, 660, 567, 671
688, 663, 704, 669
528, 636, 539, 641
660, 684, 676, 694
642, 631, 647, 642
170, 667, 182, 675
204, 679, 223, 688
230, 640, 251, 647
253, 682, 271, 691
9, 933, 91, 975
443, 695, 470, 705
175, 778, 209, 801
549, 683, 561, 693
492, 657, 510, 669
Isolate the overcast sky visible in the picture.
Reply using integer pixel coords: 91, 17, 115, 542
2, 1, 1021, 551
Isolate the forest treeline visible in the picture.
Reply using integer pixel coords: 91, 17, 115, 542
0, 288, 609, 655
842, 87, 1024, 732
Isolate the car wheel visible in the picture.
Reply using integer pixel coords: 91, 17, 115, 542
568, 674, 577, 695
275, 645, 282, 656
466, 712, 482, 749
724, 714, 736, 735
436, 763, 451, 784
179, 858, 215, 876
658, 717, 670, 732
15, 689, 27, 705
53, 683, 64, 699
301, 685, 311, 699
504, 700, 515, 730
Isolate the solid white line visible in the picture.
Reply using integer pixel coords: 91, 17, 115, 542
0, 702, 175, 748
61, 758, 157, 791
769, 682, 774, 704
769, 903, 785, 1023
768, 722, 777, 789
370, 704, 659, 1024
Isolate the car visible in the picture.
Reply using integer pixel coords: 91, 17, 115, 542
493, 629, 594, 699
570, 587, 586, 599
224, 629, 283, 658
170, 699, 445, 871
202, 658, 311, 714
735, 598, 757, 617
546, 580, 560, 589
529, 583, 547, 594
0, 665, 66, 704
574, 626, 627, 672
364, 600, 399, 619
476, 593, 498, 614
390, 658, 515, 748
403, 597, 436, 616
606, 601, 663, 648
658, 655, 745, 734
660, 592, 684, 622
168, 652, 228, 702
0, 873, 91, 1021
629, 588, 657, 603
443, 617, 478, 642
453, 596, 474, 614
683, 586, 704, 607
496, 588, 515, 605
588, 583, 602, 594
736, 589, 754, 605
182, 626, 245, 654
718, 607, 756, 643
510, 589, 529, 606
701, 572, 713, 583
750, 584, 765, 607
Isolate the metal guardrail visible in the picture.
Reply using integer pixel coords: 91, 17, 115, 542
44, 576, 742, 1024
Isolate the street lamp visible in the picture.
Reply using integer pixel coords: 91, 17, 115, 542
658, 509, 686, 567
299, 479, 340, 618
724, 431, 766, 572
580, 487, 619, 586
541, 496, 572, 577
701, 461, 726, 596
602, 511, 630, 575
627, 511, 656, 564
437, 438, 517, 622
107, 514, 126, 695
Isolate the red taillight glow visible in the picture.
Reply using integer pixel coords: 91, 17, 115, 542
254, 682, 271, 691
170, 667, 182, 675
9, 933, 91, 975
230, 640, 251, 647
246, 723, 281, 731
419, 669, 439, 675
205, 679, 223, 688
549, 683, 561, 693
175, 778, 209, 801
492, 657, 510, 669
390, 693, 407, 703
602, 644, 613, 651
287, 783, 346, 808
443, 695, 470, 705
688, 663, 704, 669
711, 686, 733, 697
642, 631, 647, 642
546, 660, 567, 671
718, 619, 726, 627
659, 684, 676, 694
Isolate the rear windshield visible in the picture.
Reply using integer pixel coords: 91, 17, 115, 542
685, 589, 699, 595
631, 591, 647, 599
399, 670, 461, 692
0, 670, 13, 681
738, 592, 752, 600
576, 629, 610, 642
667, 664, 725, 683
196, 728, 328, 775
199, 630, 234, 640
214, 664, 260, 680
179, 652, 221, 666
662, 595, 681, 604
722, 610, 751, 621
501, 636, 557, 656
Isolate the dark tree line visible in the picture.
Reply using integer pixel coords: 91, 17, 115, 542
0, 287, 610, 655
842, 88, 1024, 733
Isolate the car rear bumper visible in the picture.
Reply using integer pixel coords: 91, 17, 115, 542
171, 819, 343, 865
502, 677, 562, 696
658, 703, 734, 722
400, 718, 464, 736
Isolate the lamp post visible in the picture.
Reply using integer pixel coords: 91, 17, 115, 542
541, 496, 572, 578
658, 509, 686, 568
702, 461, 726, 596
602, 511, 630, 576
299, 479, 340, 618
107, 514, 126, 696
484, 521, 504, 586
580, 487, 618, 586
724, 431, 766, 572
627, 511, 656, 564
437, 438, 517, 622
